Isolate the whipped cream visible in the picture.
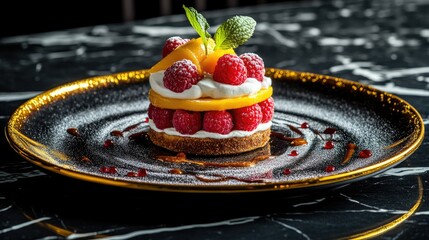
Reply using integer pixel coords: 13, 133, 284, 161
149, 71, 272, 99
149, 120, 272, 139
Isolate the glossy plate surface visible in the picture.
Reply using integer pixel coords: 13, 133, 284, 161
5, 68, 424, 193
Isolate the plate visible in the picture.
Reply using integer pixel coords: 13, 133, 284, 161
5, 68, 424, 193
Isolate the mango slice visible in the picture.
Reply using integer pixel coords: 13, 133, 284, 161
201, 48, 236, 75
149, 38, 214, 74
149, 87, 273, 111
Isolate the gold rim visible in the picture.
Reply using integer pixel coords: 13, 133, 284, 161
5, 68, 425, 193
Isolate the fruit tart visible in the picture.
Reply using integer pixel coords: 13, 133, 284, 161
147, 6, 274, 155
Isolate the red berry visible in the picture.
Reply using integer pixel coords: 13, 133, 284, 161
213, 54, 247, 85
148, 104, 155, 119
259, 97, 274, 123
151, 106, 174, 129
232, 104, 262, 131
162, 36, 189, 57
173, 110, 202, 134
163, 59, 201, 93
239, 53, 265, 81
203, 111, 234, 134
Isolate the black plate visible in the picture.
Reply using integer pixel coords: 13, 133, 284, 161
5, 68, 424, 193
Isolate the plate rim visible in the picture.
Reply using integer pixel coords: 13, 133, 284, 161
5, 68, 425, 193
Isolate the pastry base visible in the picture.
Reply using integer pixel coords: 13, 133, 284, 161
148, 128, 271, 156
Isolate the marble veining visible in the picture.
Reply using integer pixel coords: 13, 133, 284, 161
0, 217, 51, 234
0, 91, 42, 102
91, 217, 260, 240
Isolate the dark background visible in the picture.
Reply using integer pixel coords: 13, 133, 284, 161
0, 0, 300, 38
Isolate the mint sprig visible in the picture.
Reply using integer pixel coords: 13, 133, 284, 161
183, 5, 211, 54
214, 16, 256, 50
182, 6, 257, 53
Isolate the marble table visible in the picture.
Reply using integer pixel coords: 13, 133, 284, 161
1, 0, 428, 239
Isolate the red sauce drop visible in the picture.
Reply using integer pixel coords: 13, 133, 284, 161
100, 166, 117, 174
300, 122, 309, 128
325, 165, 335, 172
324, 141, 334, 149
359, 150, 372, 158
137, 168, 147, 177
103, 139, 114, 148
323, 128, 337, 135
126, 169, 147, 177
110, 130, 123, 137
145, 117, 149, 123
126, 172, 138, 177
66, 128, 80, 137
283, 168, 291, 175
288, 150, 299, 156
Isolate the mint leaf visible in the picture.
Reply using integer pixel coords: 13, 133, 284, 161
214, 16, 256, 50
183, 5, 211, 54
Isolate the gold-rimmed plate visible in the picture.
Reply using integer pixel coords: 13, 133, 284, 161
5, 68, 424, 193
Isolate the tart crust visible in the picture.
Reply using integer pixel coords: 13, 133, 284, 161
148, 128, 271, 156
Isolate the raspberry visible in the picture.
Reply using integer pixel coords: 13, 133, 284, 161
259, 97, 274, 123
163, 59, 201, 93
162, 36, 189, 57
239, 53, 265, 81
213, 54, 247, 85
151, 106, 174, 129
147, 104, 155, 119
232, 104, 262, 131
173, 110, 202, 134
203, 111, 234, 134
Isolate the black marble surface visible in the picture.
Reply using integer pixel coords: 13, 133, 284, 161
1, 0, 429, 239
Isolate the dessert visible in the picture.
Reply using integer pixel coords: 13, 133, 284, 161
147, 6, 274, 155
